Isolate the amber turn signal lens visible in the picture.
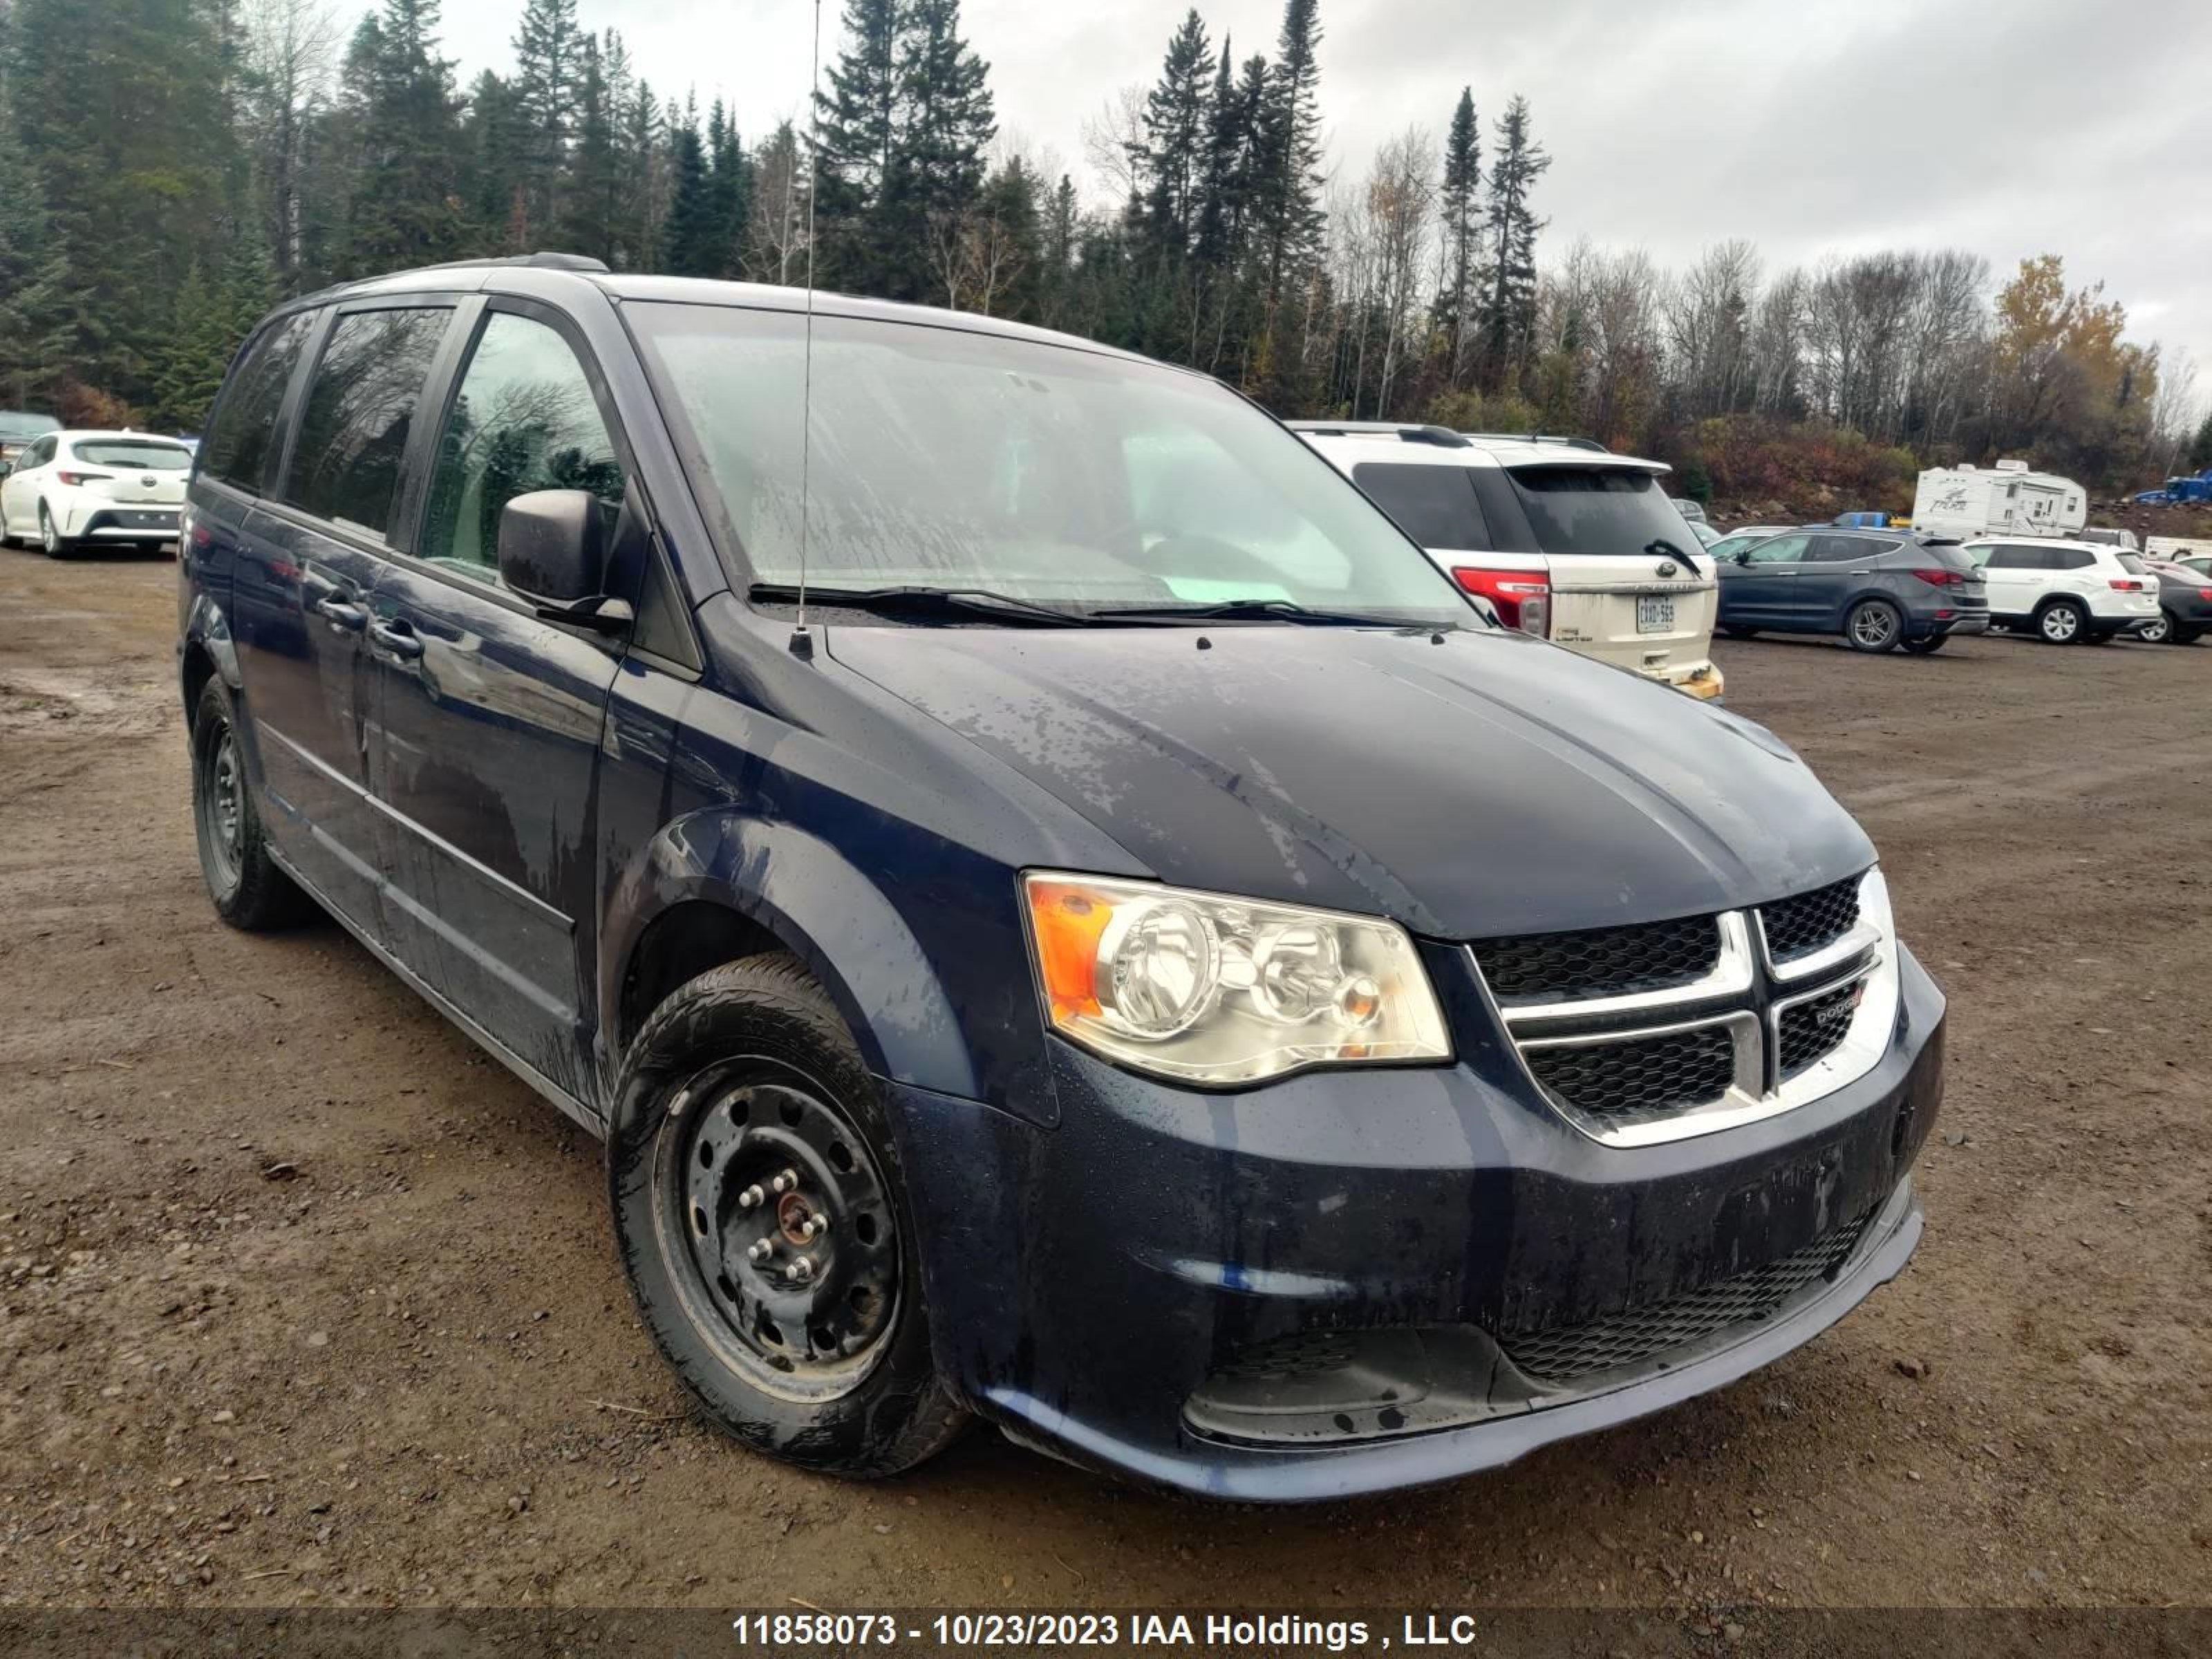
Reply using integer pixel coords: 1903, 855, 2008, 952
1027, 879, 1113, 1020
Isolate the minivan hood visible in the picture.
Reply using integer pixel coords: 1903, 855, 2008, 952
828, 624, 1873, 939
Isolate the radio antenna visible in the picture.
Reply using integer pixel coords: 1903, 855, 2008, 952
789, 0, 825, 659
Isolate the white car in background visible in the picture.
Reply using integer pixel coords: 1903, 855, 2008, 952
1962, 536, 2162, 644
1291, 422, 1723, 700
0, 429, 192, 557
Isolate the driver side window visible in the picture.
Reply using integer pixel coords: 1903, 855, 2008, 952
418, 312, 626, 585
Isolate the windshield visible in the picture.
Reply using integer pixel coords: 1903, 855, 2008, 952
1509, 465, 1696, 558
73, 440, 191, 470
627, 303, 1468, 622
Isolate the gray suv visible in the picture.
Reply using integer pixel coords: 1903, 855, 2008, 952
1716, 528, 1989, 654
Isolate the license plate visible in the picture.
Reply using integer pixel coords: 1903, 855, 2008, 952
1636, 594, 1675, 634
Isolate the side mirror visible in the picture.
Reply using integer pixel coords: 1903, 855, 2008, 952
498, 489, 607, 601
497, 489, 633, 634
0, 461, 14, 480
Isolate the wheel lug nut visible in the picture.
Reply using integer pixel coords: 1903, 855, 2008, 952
770, 1169, 799, 1194
801, 1215, 828, 1239
738, 1185, 765, 1209
747, 1239, 774, 1263
787, 1257, 816, 1284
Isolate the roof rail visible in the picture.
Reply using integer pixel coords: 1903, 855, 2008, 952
1282, 420, 1470, 449
1457, 431, 1610, 454
403, 251, 611, 275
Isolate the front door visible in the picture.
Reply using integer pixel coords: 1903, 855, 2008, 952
362, 306, 628, 1100
1722, 533, 1814, 627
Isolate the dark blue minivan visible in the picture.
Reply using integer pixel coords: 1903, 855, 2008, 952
178, 255, 1945, 1501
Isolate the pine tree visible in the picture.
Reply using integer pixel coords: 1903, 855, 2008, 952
812, 0, 900, 291
662, 106, 718, 276
460, 71, 527, 252
1254, 0, 1324, 319
1435, 87, 1480, 386
0, 121, 73, 409
1134, 10, 1212, 253
615, 69, 664, 270
560, 37, 621, 262
2189, 411, 2212, 472
890, 0, 995, 304
704, 99, 749, 279
1192, 38, 1241, 268
512, 0, 582, 238
1038, 172, 1079, 327
1478, 94, 1549, 394
343, 0, 471, 276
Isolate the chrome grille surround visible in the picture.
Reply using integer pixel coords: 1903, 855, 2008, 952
1473, 869, 1897, 1148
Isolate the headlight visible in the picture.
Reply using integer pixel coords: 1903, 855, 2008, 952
1022, 873, 1451, 1085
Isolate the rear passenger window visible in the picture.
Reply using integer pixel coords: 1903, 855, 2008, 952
283, 307, 450, 538
203, 310, 316, 492
2054, 548, 2094, 571
418, 312, 625, 583
1350, 462, 1491, 551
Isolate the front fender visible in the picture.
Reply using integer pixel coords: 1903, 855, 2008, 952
602, 809, 986, 1121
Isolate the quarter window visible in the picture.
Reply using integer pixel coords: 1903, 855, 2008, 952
203, 310, 317, 492
1350, 462, 1492, 551
418, 312, 625, 583
283, 307, 451, 538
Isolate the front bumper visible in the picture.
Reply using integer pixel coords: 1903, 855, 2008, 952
888, 946, 1944, 1501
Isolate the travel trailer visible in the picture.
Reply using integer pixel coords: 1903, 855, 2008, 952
1911, 460, 2087, 541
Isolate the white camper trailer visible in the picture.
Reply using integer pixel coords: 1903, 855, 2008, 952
1911, 460, 2088, 541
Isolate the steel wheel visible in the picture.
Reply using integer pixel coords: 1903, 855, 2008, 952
196, 724, 245, 897
2038, 602, 2083, 644
653, 1062, 901, 1403
1846, 599, 1901, 653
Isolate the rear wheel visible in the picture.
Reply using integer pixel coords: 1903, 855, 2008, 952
1901, 633, 1948, 655
2035, 599, 2087, 644
1844, 599, 1903, 653
607, 955, 967, 1479
191, 678, 311, 930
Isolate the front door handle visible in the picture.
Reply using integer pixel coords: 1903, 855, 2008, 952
315, 596, 366, 632
367, 618, 424, 661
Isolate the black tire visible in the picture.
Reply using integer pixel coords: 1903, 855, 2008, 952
2035, 599, 2088, 644
2140, 609, 2177, 646
1844, 598, 1903, 653
1901, 633, 1948, 655
607, 953, 968, 1479
2174, 624, 2203, 646
190, 677, 312, 930
1721, 624, 1760, 639
38, 502, 71, 559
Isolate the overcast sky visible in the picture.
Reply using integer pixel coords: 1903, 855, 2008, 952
438, 0, 2212, 402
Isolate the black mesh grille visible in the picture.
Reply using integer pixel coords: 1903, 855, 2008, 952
1498, 1212, 1873, 1385
1778, 980, 1863, 1077
1213, 1329, 1357, 1382
1524, 1024, 1736, 1128
1476, 914, 1721, 1003
1760, 877, 1862, 962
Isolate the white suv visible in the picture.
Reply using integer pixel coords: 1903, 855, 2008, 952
0, 429, 192, 556
1962, 536, 2162, 644
1291, 423, 1722, 698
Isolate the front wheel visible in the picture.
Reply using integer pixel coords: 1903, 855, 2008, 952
1901, 633, 1948, 655
2036, 599, 2087, 644
1844, 599, 1903, 653
607, 954, 968, 1479
2139, 610, 2175, 645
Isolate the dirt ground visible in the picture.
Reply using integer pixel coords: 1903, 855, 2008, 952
1, 546, 2207, 1619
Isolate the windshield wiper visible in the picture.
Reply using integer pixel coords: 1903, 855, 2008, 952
1089, 598, 1414, 628
1647, 539, 1702, 577
748, 583, 1098, 628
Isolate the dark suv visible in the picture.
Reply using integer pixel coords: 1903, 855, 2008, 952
1716, 527, 1989, 653
178, 255, 1945, 1501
